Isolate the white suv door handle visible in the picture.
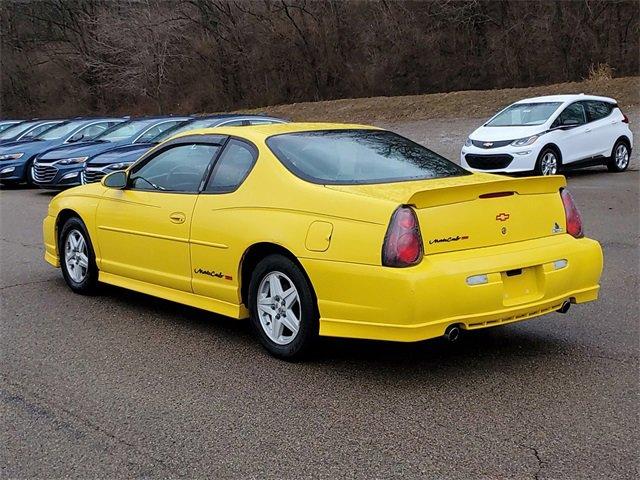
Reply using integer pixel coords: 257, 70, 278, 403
585, 128, 592, 133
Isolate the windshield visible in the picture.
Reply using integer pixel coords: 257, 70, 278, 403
36, 121, 88, 140
267, 129, 469, 185
151, 118, 222, 143
96, 119, 156, 142
0, 121, 37, 139
0, 122, 20, 134
486, 102, 562, 126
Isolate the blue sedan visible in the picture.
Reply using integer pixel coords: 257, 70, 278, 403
0, 119, 65, 145
0, 118, 124, 186
33, 116, 191, 189
82, 114, 286, 183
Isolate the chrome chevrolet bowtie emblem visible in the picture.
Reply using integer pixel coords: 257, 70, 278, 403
496, 213, 510, 221
483, 142, 494, 147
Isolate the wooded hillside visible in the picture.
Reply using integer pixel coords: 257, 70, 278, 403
1, 0, 638, 117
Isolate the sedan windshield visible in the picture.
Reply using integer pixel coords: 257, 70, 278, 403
267, 129, 468, 185
96, 119, 156, 142
37, 121, 86, 140
486, 102, 562, 126
151, 118, 220, 143
0, 122, 19, 134
0, 121, 37, 139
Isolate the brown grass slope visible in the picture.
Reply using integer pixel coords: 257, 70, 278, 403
243, 76, 640, 123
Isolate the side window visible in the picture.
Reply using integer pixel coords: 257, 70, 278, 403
553, 103, 587, 127
129, 143, 220, 192
136, 121, 185, 143
585, 101, 613, 122
204, 139, 256, 193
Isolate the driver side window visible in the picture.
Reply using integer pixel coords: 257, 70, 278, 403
129, 143, 220, 192
553, 103, 587, 128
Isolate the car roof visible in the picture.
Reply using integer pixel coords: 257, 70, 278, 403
515, 94, 616, 104
193, 113, 285, 119
173, 122, 380, 141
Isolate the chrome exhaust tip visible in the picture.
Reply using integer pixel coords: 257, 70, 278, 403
444, 324, 462, 343
557, 301, 571, 314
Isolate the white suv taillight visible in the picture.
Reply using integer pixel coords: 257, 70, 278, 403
560, 189, 584, 238
382, 206, 423, 267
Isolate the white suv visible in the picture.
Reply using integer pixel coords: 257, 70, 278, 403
461, 94, 633, 175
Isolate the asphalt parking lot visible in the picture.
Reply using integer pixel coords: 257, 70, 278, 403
1, 117, 638, 479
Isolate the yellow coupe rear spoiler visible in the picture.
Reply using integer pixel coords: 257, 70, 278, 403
407, 175, 567, 209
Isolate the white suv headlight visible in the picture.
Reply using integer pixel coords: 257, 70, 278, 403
511, 135, 539, 147
464, 138, 473, 147
56, 156, 88, 165
0, 153, 24, 161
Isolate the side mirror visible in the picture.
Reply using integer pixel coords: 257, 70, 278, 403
68, 133, 85, 143
102, 170, 127, 189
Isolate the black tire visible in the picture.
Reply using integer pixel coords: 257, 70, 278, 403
534, 147, 561, 176
59, 216, 99, 295
607, 140, 631, 172
24, 159, 35, 187
248, 254, 318, 359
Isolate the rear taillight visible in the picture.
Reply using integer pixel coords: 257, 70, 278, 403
622, 113, 629, 124
560, 189, 584, 238
382, 206, 423, 267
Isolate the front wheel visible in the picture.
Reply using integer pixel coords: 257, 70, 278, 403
607, 141, 630, 172
534, 148, 560, 176
248, 254, 318, 359
25, 160, 36, 187
59, 217, 99, 294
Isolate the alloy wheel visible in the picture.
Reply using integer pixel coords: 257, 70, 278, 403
541, 152, 558, 175
256, 271, 301, 345
615, 144, 629, 170
64, 229, 89, 283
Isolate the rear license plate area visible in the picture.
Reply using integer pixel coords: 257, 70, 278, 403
501, 266, 543, 306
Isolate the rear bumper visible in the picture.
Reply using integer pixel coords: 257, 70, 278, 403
302, 235, 603, 342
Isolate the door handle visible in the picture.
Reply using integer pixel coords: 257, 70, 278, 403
169, 212, 186, 224
585, 128, 592, 133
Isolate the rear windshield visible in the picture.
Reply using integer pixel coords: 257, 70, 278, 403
486, 102, 562, 126
266, 129, 468, 185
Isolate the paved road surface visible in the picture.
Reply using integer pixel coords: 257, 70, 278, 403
1, 120, 638, 479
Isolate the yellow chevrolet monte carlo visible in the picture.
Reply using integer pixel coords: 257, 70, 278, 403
43, 123, 603, 358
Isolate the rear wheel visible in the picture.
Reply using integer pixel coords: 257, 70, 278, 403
248, 254, 318, 359
534, 148, 560, 176
59, 217, 99, 294
607, 141, 630, 172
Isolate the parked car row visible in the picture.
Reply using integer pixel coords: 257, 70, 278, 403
0, 114, 286, 188
0, 93, 633, 192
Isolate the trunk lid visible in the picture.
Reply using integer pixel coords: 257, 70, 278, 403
327, 173, 568, 255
